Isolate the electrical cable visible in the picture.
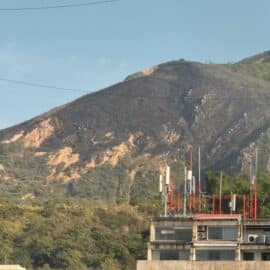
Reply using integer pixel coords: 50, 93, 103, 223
0, 0, 119, 11
0, 76, 269, 100
0, 77, 87, 93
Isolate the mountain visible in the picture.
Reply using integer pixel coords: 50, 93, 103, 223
227, 50, 270, 82
239, 50, 270, 64
1, 52, 270, 202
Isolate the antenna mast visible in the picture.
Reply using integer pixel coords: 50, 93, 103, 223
183, 166, 187, 216
198, 147, 201, 193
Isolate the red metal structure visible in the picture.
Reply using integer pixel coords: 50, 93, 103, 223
167, 182, 176, 215
161, 149, 258, 219
163, 173, 258, 219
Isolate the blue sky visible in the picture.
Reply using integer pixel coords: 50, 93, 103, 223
0, 0, 270, 129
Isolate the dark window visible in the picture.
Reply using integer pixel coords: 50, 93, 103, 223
155, 227, 192, 241
262, 253, 270, 261
243, 252, 254, 261
208, 226, 237, 240
160, 250, 180, 260
208, 227, 223, 239
157, 250, 189, 260
196, 250, 235, 261
152, 251, 160, 260
179, 250, 189, 260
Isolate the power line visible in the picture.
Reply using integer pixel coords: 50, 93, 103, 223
0, 0, 119, 11
0, 77, 87, 93
0, 76, 269, 100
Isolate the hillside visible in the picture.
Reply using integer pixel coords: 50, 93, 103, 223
0, 199, 149, 270
1, 52, 270, 202
227, 50, 270, 82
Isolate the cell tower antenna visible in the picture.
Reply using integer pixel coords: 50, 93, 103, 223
183, 166, 187, 216
164, 166, 171, 217
255, 147, 258, 179
166, 165, 170, 185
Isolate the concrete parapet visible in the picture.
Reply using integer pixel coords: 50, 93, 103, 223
137, 261, 270, 270
0, 266, 26, 270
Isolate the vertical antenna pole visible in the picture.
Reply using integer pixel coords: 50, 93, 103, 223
249, 163, 253, 218
255, 147, 258, 219
192, 176, 195, 212
212, 194, 215, 214
198, 147, 202, 212
198, 147, 201, 193
189, 178, 192, 213
189, 149, 193, 214
164, 186, 167, 217
184, 166, 187, 216
190, 149, 193, 171
164, 166, 170, 217
219, 171, 223, 214
166, 166, 170, 185
177, 191, 180, 213
159, 174, 163, 193
193, 176, 196, 195
255, 147, 258, 178
159, 174, 164, 215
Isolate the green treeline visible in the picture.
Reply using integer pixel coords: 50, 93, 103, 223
0, 200, 149, 270
1, 172, 270, 270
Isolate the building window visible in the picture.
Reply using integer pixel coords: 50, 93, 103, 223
152, 251, 160, 260
179, 250, 189, 260
153, 250, 189, 260
243, 252, 254, 261
262, 252, 270, 261
196, 249, 235, 261
160, 250, 181, 260
155, 227, 192, 241
207, 226, 237, 240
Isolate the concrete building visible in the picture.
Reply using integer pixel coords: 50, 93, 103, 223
137, 214, 270, 270
137, 155, 270, 269
147, 214, 270, 261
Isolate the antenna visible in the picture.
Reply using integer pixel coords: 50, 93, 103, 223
190, 149, 193, 170
183, 166, 187, 216
254, 147, 258, 219
159, 174, 163, 193
192, 176, 196, 195
230, 193, 236, 213
198, 147, 201, 193
255, 147, 258, 178
219, 171, 223, 214
198, 147, 202, 212
162, 165, 171, 217
166, 166, 170, 185
187, 149, 193, 181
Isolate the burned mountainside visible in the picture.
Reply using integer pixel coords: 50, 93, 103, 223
1, 52, 270, 202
